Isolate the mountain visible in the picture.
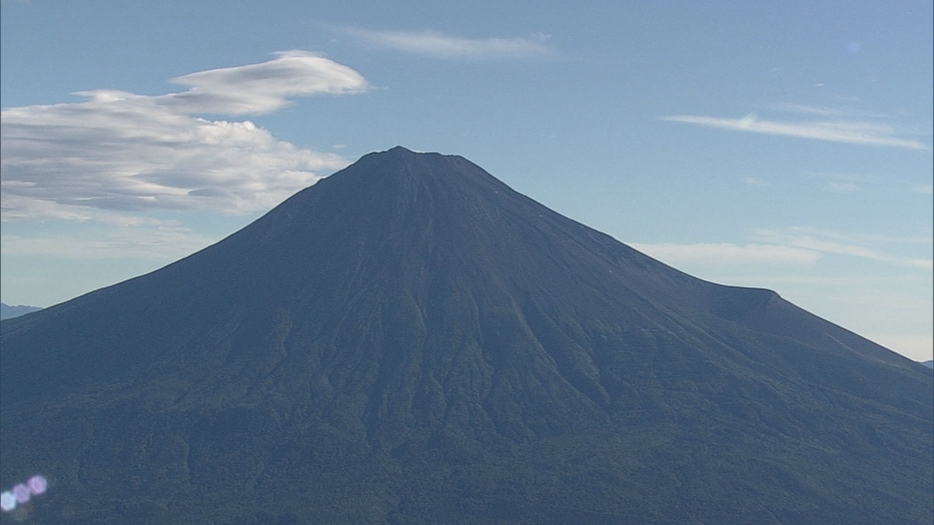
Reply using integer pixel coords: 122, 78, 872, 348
923, 360, 934, 369
0, 302, 42, 320
1, 147, 931, 524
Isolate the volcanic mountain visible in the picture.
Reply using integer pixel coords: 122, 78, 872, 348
1, 147, 931, 524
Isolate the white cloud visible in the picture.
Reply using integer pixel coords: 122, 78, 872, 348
662, 114, 930, 150
160, 50, 367, 115
340, 27, 557, 60
1, 51, 367, 222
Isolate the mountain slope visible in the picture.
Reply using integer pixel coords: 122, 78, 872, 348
2, 147, 931, 524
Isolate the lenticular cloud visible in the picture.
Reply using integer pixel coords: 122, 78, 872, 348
163, 50, 368, 115
0, 51, 367, 222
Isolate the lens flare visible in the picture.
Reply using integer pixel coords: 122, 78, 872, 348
12, 484, 30, 504
28, 476, 48, 495
0, 475, 48, 513
0, 492, 15, 512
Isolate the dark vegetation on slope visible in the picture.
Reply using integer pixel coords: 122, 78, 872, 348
2, 147, 931, 524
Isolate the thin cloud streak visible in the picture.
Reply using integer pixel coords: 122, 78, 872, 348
1, 228, 218, 261
633, 227, 932, 272
1, 51, 366, 222
662, 114, 931, 150
754, 228, 933, 270
630, 242, 820, 267
1, 210, 221, 261
340, 27, 557, 60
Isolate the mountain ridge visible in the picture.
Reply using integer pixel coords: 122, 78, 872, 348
0, 302, 42, 320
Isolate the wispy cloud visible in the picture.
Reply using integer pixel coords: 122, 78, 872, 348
339, 26, 557, 60
765, 103, 893, 120
1, 51, 367, 222
632, 227, 932, 272
662, 112, 930, 150
808, 171, 872, 193
630, 242, 820, 267
1, 225, 217, 261
753, 227, 933, 270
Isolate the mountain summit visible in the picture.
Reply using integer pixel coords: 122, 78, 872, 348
2, 147, 931, 524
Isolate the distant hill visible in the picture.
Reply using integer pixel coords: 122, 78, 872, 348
0, 302, 42, 320
1, 147, 931, 524
923, 360, 934, 369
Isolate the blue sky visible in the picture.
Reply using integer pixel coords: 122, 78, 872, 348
1, 0, 931, 361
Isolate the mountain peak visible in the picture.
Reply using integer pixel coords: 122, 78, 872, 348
355, 145, 453, 167
372, 145, 445, 158
336, 145, 483, 186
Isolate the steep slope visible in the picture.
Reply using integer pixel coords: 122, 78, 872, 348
2, 147, 931, 524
